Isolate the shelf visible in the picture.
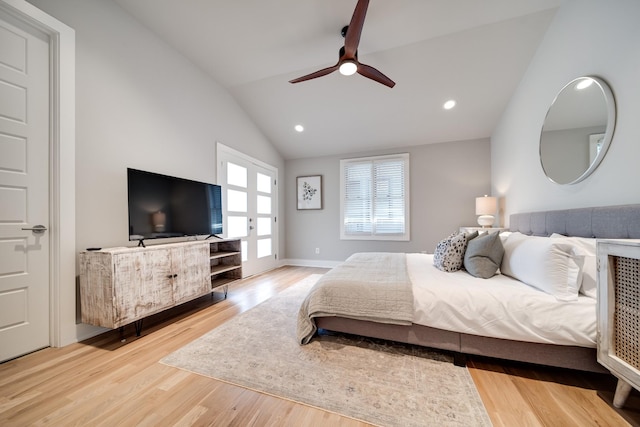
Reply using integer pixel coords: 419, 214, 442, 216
211, 276, 237, 290
211, 264, 241, 276
209, 250, 241, 260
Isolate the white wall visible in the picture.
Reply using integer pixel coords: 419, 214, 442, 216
285, 138, 491, 263
492, 0, 640, 220
27, 0, 285, 342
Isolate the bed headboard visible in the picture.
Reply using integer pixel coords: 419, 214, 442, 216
509, 204, 640, 238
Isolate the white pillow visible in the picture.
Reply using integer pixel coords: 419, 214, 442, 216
499, 231, 512, 244
550, 233, 597, 299
501, 232, 584, 301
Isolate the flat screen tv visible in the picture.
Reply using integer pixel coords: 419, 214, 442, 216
127, 168, 223, 243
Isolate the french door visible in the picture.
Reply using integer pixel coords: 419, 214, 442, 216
217, 144, 278, 277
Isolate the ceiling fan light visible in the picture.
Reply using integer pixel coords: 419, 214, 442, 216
339, 61, 358, 76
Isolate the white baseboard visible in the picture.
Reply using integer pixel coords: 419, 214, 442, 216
282, 258, 341, 269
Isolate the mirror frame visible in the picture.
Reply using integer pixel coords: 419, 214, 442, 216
540, 76, 616, 185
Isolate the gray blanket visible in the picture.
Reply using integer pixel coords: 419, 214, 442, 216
297, 252, 414, 344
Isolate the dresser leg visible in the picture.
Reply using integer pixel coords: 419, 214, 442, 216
613, 378, 633, 408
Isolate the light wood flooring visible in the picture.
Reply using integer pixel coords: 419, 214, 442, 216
1, 266, 638, 426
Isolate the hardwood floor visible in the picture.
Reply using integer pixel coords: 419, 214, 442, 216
0, 266, 637, 426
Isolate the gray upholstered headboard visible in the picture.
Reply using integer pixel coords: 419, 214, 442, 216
509, 204, 640, 238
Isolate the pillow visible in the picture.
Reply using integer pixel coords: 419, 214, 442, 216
463, 232, 505, 278
465, 230, 479, 242
500, 232, 584, 301
433, 232, 468, 272
550, 233, 597, 298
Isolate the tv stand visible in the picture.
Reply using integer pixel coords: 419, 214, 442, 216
79, 239, 242, 336
136, 238, 146, 247
206, 234, 223, 240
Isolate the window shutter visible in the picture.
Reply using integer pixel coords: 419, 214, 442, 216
340, 153, 409, 240
373, 158, 405, 235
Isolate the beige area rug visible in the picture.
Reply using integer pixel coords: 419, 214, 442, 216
161, 274, 492, 427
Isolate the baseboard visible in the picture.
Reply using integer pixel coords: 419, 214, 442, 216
282, 258, 341, 269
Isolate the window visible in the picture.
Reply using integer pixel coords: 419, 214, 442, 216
340, 153, 410, 241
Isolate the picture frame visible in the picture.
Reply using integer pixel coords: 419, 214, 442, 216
297, 175, 322, 210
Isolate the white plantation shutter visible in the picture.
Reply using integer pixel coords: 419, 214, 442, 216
340, 153, 410, 240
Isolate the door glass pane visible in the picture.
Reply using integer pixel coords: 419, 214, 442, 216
227, 216, 247, 238
257, 217, 271, 236
257, 195, 271, 215
227, 189, 247, 212
227, 162, 247, 188
241, 240, 248, 262
257, 238, 271, 258
257, 172, 271, 194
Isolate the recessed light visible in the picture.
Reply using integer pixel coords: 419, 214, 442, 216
443, 100, 456, 110
295, 124, 304, 132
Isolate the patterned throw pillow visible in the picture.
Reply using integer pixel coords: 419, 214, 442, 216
433, 232, 469, 272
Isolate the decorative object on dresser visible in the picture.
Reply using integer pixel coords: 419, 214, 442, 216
79, 239, 241, 337
475, 195, 497, 227
597, 239, 640, 408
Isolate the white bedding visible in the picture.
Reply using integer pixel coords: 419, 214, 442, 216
407, 253, 596, 347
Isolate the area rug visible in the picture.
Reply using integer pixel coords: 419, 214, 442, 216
161, 274, 492, 427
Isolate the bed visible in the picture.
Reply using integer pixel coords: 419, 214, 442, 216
298, 204, 640, 373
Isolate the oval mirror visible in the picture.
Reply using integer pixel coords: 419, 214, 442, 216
539, 76, 616, 185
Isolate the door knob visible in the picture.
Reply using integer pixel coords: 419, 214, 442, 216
21, 225, 48, 234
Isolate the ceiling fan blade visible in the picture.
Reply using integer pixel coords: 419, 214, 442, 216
344, 0, 369, 58
357, 63, 395, 88
289, 64, 340, 84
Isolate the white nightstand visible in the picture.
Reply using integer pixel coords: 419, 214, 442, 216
597, 239, 640, 408
459, 227, 507, 234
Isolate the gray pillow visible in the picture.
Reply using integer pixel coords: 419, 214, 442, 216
463, 232, 505, 278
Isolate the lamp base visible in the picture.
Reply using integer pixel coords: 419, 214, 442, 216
477, 215, 495, 228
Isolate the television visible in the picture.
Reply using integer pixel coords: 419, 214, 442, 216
127, 168, 223, 243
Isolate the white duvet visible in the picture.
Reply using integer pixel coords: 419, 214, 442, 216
407, 253, 596, 347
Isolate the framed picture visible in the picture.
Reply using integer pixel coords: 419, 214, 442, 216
297, 175, 322, 210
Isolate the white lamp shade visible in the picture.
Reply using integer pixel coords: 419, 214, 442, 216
475, 196, 497, 227
475, 196, 497, 215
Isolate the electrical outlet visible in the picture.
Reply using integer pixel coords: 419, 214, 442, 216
315, 247, 320, 254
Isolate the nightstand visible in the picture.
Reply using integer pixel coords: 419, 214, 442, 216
459, 227, 508, 234
597, 239, 640, 408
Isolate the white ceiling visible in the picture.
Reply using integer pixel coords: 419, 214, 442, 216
113, 0, 563, 160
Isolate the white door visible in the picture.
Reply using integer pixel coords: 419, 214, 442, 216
0, 11, 51, 362
217, 145, 278, 277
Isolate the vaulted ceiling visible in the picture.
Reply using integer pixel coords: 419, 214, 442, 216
114, 0, 563, 159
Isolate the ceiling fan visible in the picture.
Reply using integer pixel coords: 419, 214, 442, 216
289, 0, 395, 88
